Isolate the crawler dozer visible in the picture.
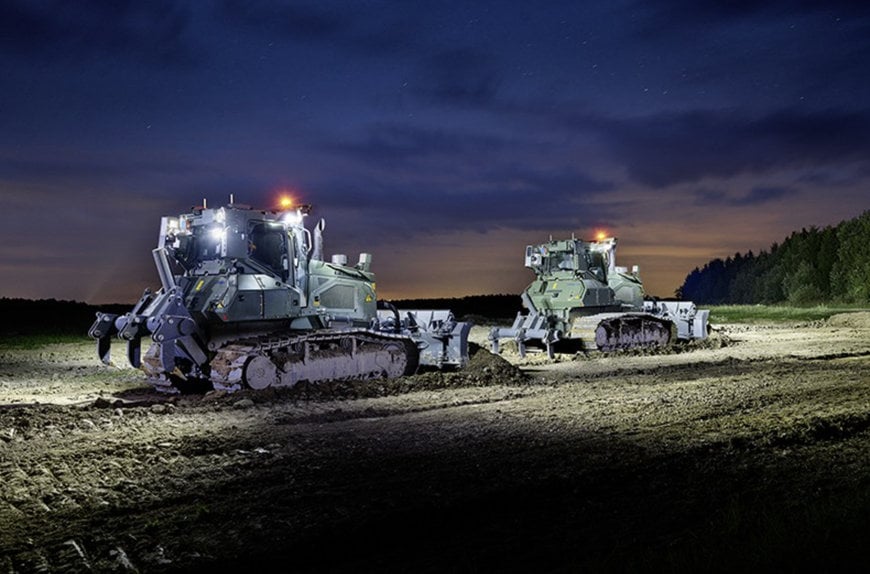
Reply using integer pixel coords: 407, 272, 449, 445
490, 235, 708, 358
90, 200, 469, 392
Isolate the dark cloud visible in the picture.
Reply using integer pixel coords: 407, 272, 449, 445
0, 154, 206, 194
415, 48, 503, 107
589, 108, 870, 187
0, 157, 132, 181
310, 163, 616, 239
737, 186, 791, 205
325, 123, 508, 164
0, 0, 194, 65
797, 167, 866, 187
218, 1, 344, 41
611, 0, 870, 117
219, 0, 418, 56
223, 3, 504, 109
316, 120, 616, 235
694, 186, 793, 207
637, 0, 870, 27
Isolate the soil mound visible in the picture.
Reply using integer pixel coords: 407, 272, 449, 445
393, 342, 527, 390
460, 341, 527, 381
825, 311, 870, 329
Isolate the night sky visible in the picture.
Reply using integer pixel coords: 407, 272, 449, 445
2, 1, 868, 304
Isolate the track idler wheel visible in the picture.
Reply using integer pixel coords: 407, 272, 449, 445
244, 354, 279, 390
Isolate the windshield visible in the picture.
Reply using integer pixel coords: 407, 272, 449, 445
173, 226, 224, 269
249, 222, 287, 276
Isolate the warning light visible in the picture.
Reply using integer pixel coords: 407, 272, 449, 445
595, 230, 608, 241
279, 196, 294, 210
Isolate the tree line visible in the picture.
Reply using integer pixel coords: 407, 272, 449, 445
0, 299, 131, 337
677, 210, 870, 305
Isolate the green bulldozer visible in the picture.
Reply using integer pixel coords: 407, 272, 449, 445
490, 235, 709, 358
89, 199, 470, 392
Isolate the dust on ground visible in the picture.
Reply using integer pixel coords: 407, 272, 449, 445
2, 313, 870, 572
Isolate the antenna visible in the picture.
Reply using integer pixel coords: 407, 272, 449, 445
203, 198, 207, 209
229, 193, 234, 205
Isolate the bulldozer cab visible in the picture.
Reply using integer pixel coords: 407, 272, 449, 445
526, 241, 608, 283
526, 244, 574, 275
164, 208, 298, 285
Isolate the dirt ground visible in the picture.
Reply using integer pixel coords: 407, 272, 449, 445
2, 314, 870, 572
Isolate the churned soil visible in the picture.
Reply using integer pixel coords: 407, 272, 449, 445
2, 314, 870, 572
